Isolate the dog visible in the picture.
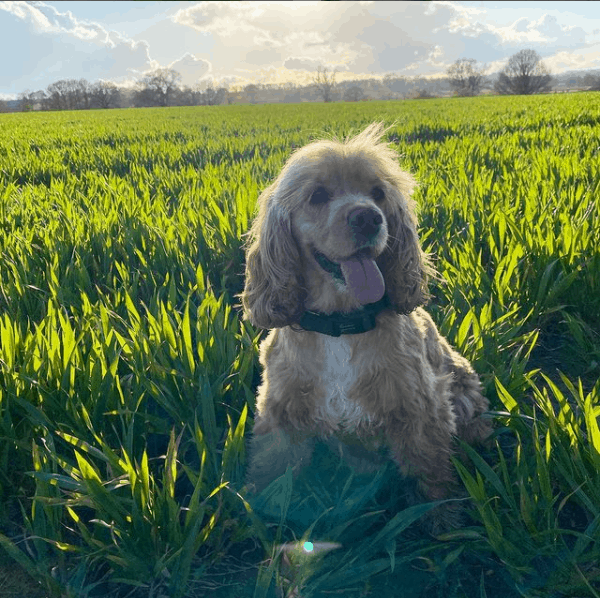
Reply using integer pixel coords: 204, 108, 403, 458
241, 123, 491, 531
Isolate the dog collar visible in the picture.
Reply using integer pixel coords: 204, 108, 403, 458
298, 294, 391, 337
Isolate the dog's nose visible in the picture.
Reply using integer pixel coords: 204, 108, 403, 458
348, 207, 383, 242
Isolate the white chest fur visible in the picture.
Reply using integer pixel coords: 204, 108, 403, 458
317, 336, 369, 430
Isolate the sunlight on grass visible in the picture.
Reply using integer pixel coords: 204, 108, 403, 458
0, 96, 599, 597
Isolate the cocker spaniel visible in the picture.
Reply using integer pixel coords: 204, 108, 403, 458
241, 123, 491, 530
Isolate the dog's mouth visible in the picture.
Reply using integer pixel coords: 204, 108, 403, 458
313, 248, 385, 305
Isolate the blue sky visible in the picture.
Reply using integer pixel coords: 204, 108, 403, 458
1, 1, 600, 99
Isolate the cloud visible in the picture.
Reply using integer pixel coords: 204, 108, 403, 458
0, 0, 154, 92
170, 1, 596, 82
545, 45, 600, 72
168, 53, 211, 85
414, 4, 596, 76
172, 0, 457, 80
3, 0, 600, 98
485, 13, 587, 50
3, 1, 107, 42
173, 0, 269, 38
0, 1, 49, 30
284, 56, 322, 71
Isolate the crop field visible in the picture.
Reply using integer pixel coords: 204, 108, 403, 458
0, 95, 599, 597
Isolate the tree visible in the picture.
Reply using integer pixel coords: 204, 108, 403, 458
203, 84, 227, 106
408, 88, 436, 100
73, 79, 92, 109
343, 85, 366, 102
381, 74, 400, 100
45, 80, 70, 110
135, 68, 182, 107
90, 81, 121, 109
494, 49, 553, 95
447, 58, 486, 96
44, 79, 91, 110
313, 66, 337, 102
244, 84, 259, 104
18, 89, 42, 111
583, 72, 600, 91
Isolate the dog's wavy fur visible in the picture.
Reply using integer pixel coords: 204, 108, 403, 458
241, 123, 491, 530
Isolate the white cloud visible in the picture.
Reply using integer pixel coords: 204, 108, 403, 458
0, 0, 154, 92
491, 13, 587, 48
0, 1, 52, 31
171, 1, 600, 84
173, 1, 270, 38
105, 33, 153, 78
168, 53, 211, 85
3, 0, 600, 98
284, 56, 322, 71
171, 1, 449, 81
3, 1, 106, 42
426, 45, 445, 67
545, 46, 600, 71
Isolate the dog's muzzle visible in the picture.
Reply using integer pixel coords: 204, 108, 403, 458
347, 207, 384, 246
313, 248, 386, 306
312, 206, 387, 305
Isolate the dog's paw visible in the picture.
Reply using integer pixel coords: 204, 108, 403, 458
422, 501, 463, 536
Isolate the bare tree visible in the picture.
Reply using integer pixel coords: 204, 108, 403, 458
226, 84, 241, 104
344, 85, 366, 102
45, 80, 70, 110
583, 72, 600, 91
408, 88, 436, 100
73, 78, 92, 109
313, 66, 337, 102
494, 49, 553, 95
244, 84, 259, 104
378, 75, 398, 100
90, 81, 121, 108
447, 58, 486, 96
44, 79, 91, 110
18, 89, 42, 111
202, 84, 227, 106
174, 85, 197, 106
135, 68, 182, 107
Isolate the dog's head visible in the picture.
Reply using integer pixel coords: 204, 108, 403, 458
241, 123, 430, 329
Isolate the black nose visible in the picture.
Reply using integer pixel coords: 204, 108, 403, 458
348, 207, 383, 243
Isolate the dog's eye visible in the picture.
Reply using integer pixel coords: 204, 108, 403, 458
310, 186, 331, 205
371, 186, 385, 202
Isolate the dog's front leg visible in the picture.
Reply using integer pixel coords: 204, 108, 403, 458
247, 421, 315, 494
386, 423, 462, 532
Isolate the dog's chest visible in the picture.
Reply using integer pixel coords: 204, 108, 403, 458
317, 336, 369, 430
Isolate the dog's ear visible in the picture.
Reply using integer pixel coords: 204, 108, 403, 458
379, 200, 430, 314
241, 185, 306, 329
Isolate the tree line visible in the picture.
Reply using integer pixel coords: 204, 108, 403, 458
16, 68, 229, 112
7, 49, 600, 113
448, 49, 553, 96
447, 49, 598, 96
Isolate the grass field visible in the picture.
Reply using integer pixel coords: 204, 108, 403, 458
0, 95, 599, 597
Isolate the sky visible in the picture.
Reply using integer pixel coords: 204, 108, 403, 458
1, 0, 600, 99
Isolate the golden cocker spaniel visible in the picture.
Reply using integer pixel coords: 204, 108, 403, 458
242, 123, 491, 530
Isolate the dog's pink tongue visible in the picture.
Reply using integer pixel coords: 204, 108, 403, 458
339, 256, 385, 305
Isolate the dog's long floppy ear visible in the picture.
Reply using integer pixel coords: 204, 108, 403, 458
241, 184, 306, 329
379, 192, 430, 315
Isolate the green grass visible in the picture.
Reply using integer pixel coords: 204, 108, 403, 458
0, 96, 599, 597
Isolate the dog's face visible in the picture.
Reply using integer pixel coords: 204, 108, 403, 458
288, 147, 392, 308
242, 123, 430, 328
